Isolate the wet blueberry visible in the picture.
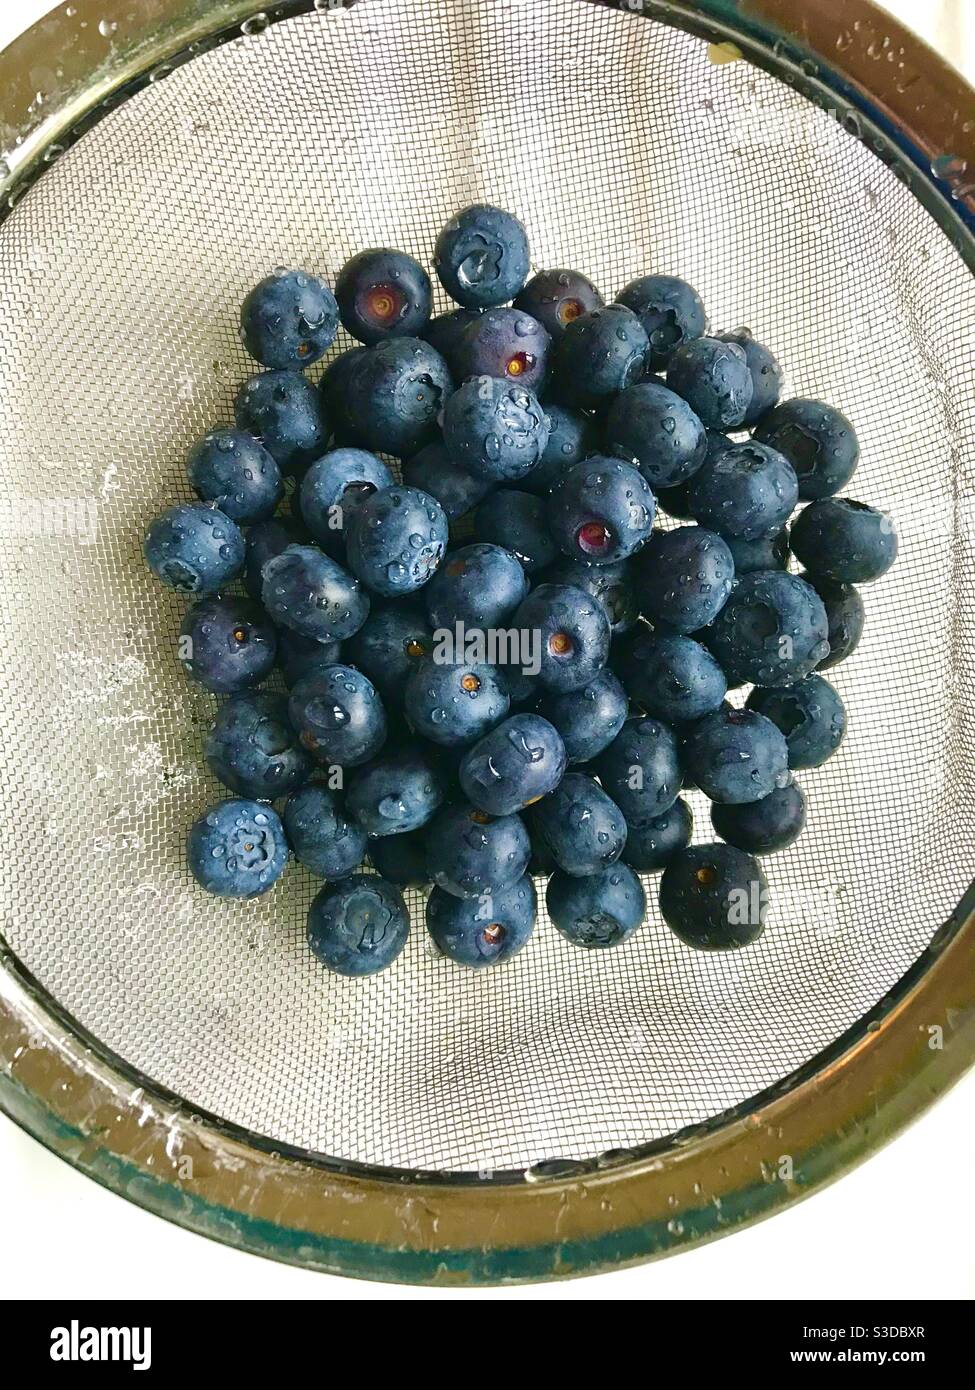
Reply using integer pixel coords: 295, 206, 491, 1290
682, 706, 789, 804
426, 876, 537, 967
538, 668, 628, 764
347, 744, 446, 836
754, 398, 858, 499
514, 267, 604, 338
459, 712, 567, 816
442, 375, 550, 482
344, 485, 448, 598
620, 629, 727, 724
633, 525, 735, 633
452, 306, 552, 392
307, 873, 410, 976
716, 328, 783, 424
283, 784, 368, 880
234, 369, 330, 476
346, 337, 452, 457
790, 498, 897, 584
552, 303, 649, 408
405, 658, 510, 746
434, 204, 530, 309
473, 489, 558, 573
615, 273, 706, 370
424, 542, 529, 631
596, 716, 683, 823
144, 503, 245, 595
262, 543, 370, 642
299, 447, 393, 552
530, 773, 626, 876
421, 306, 483, 375
335, 247, 432, 345
318, 345, 369, 445
240, 268, 338, 370
180, 595, 277, 693
242, 516, 307, 600
542, 557, 638, 636
402, 439, 492, 520
206, 690, 312, 800
711, 780, 806, 855
747, 673, 847, 768
705, 569, 830, 687
659, 843, 769, 949
344, 603, 433, 704
547, 864, 646, 949
685, 439, 798, 541
521, 402, 601, 496
621, 797, 693, 872
187, 798, 288, 898
288, 664, 387, 767
604, 379, 708, 489
186, 428, 283, 524
512, 583, 611, 692
804, 571, 865, 669
667, 335, 753, 429
549, 457, 655, 565
425, 801, 531, 898
724, 527, 790, 575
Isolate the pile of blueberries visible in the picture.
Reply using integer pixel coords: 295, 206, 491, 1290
144, 203, 897, 976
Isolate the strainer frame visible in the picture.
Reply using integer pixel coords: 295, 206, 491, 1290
0, 0, 974, 1284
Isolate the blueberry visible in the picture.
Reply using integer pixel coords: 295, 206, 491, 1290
790, 498, 897, 584
521, 403, 601, 496
705, 570, 830, 686
335, 248, 432, 345
542, 557, 638, 636
459, 713, 566, 815
514, 268, 604, 339
604, 380, 708, 489
434, 204, 530, 309
421, 307, 483, 374
538, 668, 628, 763
242, 516, 306, 600
426, 877, 536, 967
205, 690, 311, 799
187, 799, 288, 898
452, 307, 551, 392
711, 780, 806, 855
724, 527, 790, 575
549, 458, 656, 564
596, 716, 682, 823
685, 440, 798, 540
299, 448, 393, 551
180, 596, 277, 693
318, 346, 368, 444
424, 543, 529, 632
262, 543, 369, 642
547, 864, 646, 948
747, 673, 847, 768
405, 658, 509, 746
307, 873, 410, 976
402, 439, 492, 521
346, 338, 452, 456
186, 428, 283, 525
659, 843, 768, 949
239, 268, 338, 370
442, 376, 550, 482
620, 630, 727, 723
754, 398, 858, 499
234, 370, 330, 476
634, 526, 734, 633
343, 603, 432, 704
288, 664, 387, 767
277, 628, 342, 688
144, 503, 245, 595
512, 583, 611, 692
368, 828, 429, 887
530, 773, 626, 876
552, 304, 649, 408
282, 784, 368, 879
615, 274, 706, 370
682, 706, 789, 803
621, 798, 693, 872
347, 745, 446, 836
344, 486, 448, 598
716, 329, 783, 424
667, 336, 753, 429
473, 490, 558, 573
804, 572, 865, 669
425, 801, 530, 898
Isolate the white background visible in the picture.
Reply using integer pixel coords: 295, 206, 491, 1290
1, 0, 973, 1300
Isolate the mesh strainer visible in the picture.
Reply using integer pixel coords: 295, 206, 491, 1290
1, 0, 975, 1285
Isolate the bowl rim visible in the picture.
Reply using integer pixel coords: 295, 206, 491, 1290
1, 0, 974, 1284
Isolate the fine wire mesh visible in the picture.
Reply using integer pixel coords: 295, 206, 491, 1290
0, 0, 974, 1172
